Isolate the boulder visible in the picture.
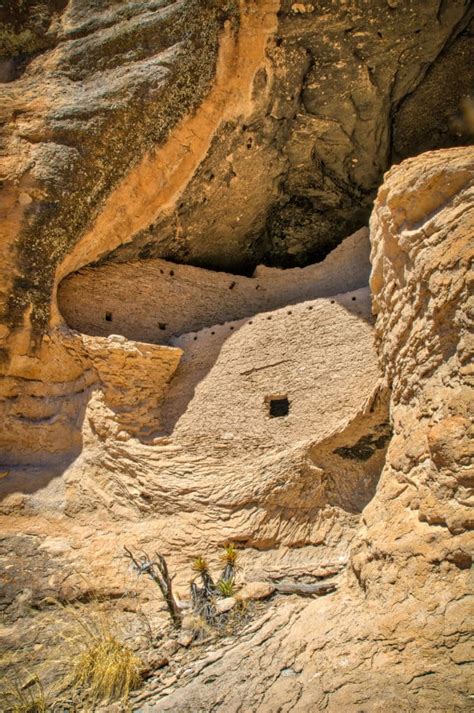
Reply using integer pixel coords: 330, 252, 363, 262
236, 582, 275, 601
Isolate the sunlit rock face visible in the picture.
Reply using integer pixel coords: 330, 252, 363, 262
1, 1, 472, 338
1, 0, 471, 467
0, 0, 472, 708
128, 146, 474, 713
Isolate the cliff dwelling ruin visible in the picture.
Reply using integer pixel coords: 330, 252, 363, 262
0, 0, 472, 710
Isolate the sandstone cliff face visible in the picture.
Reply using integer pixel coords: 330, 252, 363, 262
0, 148, 471, 711
352, 145, 474, 584
1, 0, 472, 336
130, 146, 474, 713
0, 1, 473, 709
1, 0, 472, 469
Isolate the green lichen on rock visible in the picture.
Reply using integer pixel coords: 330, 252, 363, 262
0, 0, 67, 59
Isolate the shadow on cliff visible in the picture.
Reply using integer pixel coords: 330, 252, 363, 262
0, 382, 91, 501
0, 450, 83, 502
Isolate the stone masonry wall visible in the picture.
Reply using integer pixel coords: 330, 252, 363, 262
58, 228, 370, 344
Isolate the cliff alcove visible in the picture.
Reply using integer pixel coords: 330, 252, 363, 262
0, 0, 473, 710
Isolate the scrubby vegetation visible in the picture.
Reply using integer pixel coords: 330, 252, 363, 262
1, 674, 50, 713
1, 603, 145, 711
125, 543, 241, 633
69, 611, 143, 704
1, 543, 266, 710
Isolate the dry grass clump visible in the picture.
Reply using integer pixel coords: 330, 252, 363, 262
68, 611, 143, 704
214, 598, 257, 638
0, 674, 49, 713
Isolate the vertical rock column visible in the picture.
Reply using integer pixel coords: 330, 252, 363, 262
351, 147, 473, 593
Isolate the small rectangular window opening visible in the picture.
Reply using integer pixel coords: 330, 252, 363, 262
105, 311, 112, 322
267, 396, 289, 418
159, 323, 167, 331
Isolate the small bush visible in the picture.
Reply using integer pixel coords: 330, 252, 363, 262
216, 578, 235, 597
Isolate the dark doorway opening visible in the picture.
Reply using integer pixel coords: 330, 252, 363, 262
268, 396, 289, 418
105, 311, 112, 322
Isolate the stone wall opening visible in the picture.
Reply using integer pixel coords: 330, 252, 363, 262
267, 396, 289, 418
58, 228, 371, 344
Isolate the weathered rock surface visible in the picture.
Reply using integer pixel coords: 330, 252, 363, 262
0, 0, 472, 708
0, 0, 472, 343
58, 227, 370, 343
82, 334, 182, 442
354, 144, 474, 579
130, 146, 474, 711
237, 581, 275, 601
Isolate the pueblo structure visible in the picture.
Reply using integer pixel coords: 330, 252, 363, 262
0, 1, 472, 710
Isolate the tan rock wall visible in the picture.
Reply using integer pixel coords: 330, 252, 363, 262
65, 285, 387, 556
0, 228, 371, 467
133, 146, 474, 713
0, 331, 182, 465
352, 145, 474, 589
165, 286, 378, 451
0, 329, 94, 465
58, 228, 370, 343
82, 335, 182, 443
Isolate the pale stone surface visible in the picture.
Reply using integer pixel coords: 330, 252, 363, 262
61, 282, 386, 560
353, 144, 474, 578
215, 597, 237, 614
1, 228, 383, 492
58, 228, 370, 343
236, 582, 275, 601
0, 328, 95, 465
129, 146, 474, 712
82, 334, 182, 442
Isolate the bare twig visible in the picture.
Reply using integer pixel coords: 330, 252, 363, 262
124, 547, 181, 628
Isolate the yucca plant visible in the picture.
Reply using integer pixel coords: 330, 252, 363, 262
192, 555, 214, 595
216, 577, 235, 597
220, 543, 239, 583
192, 556, 209, 574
